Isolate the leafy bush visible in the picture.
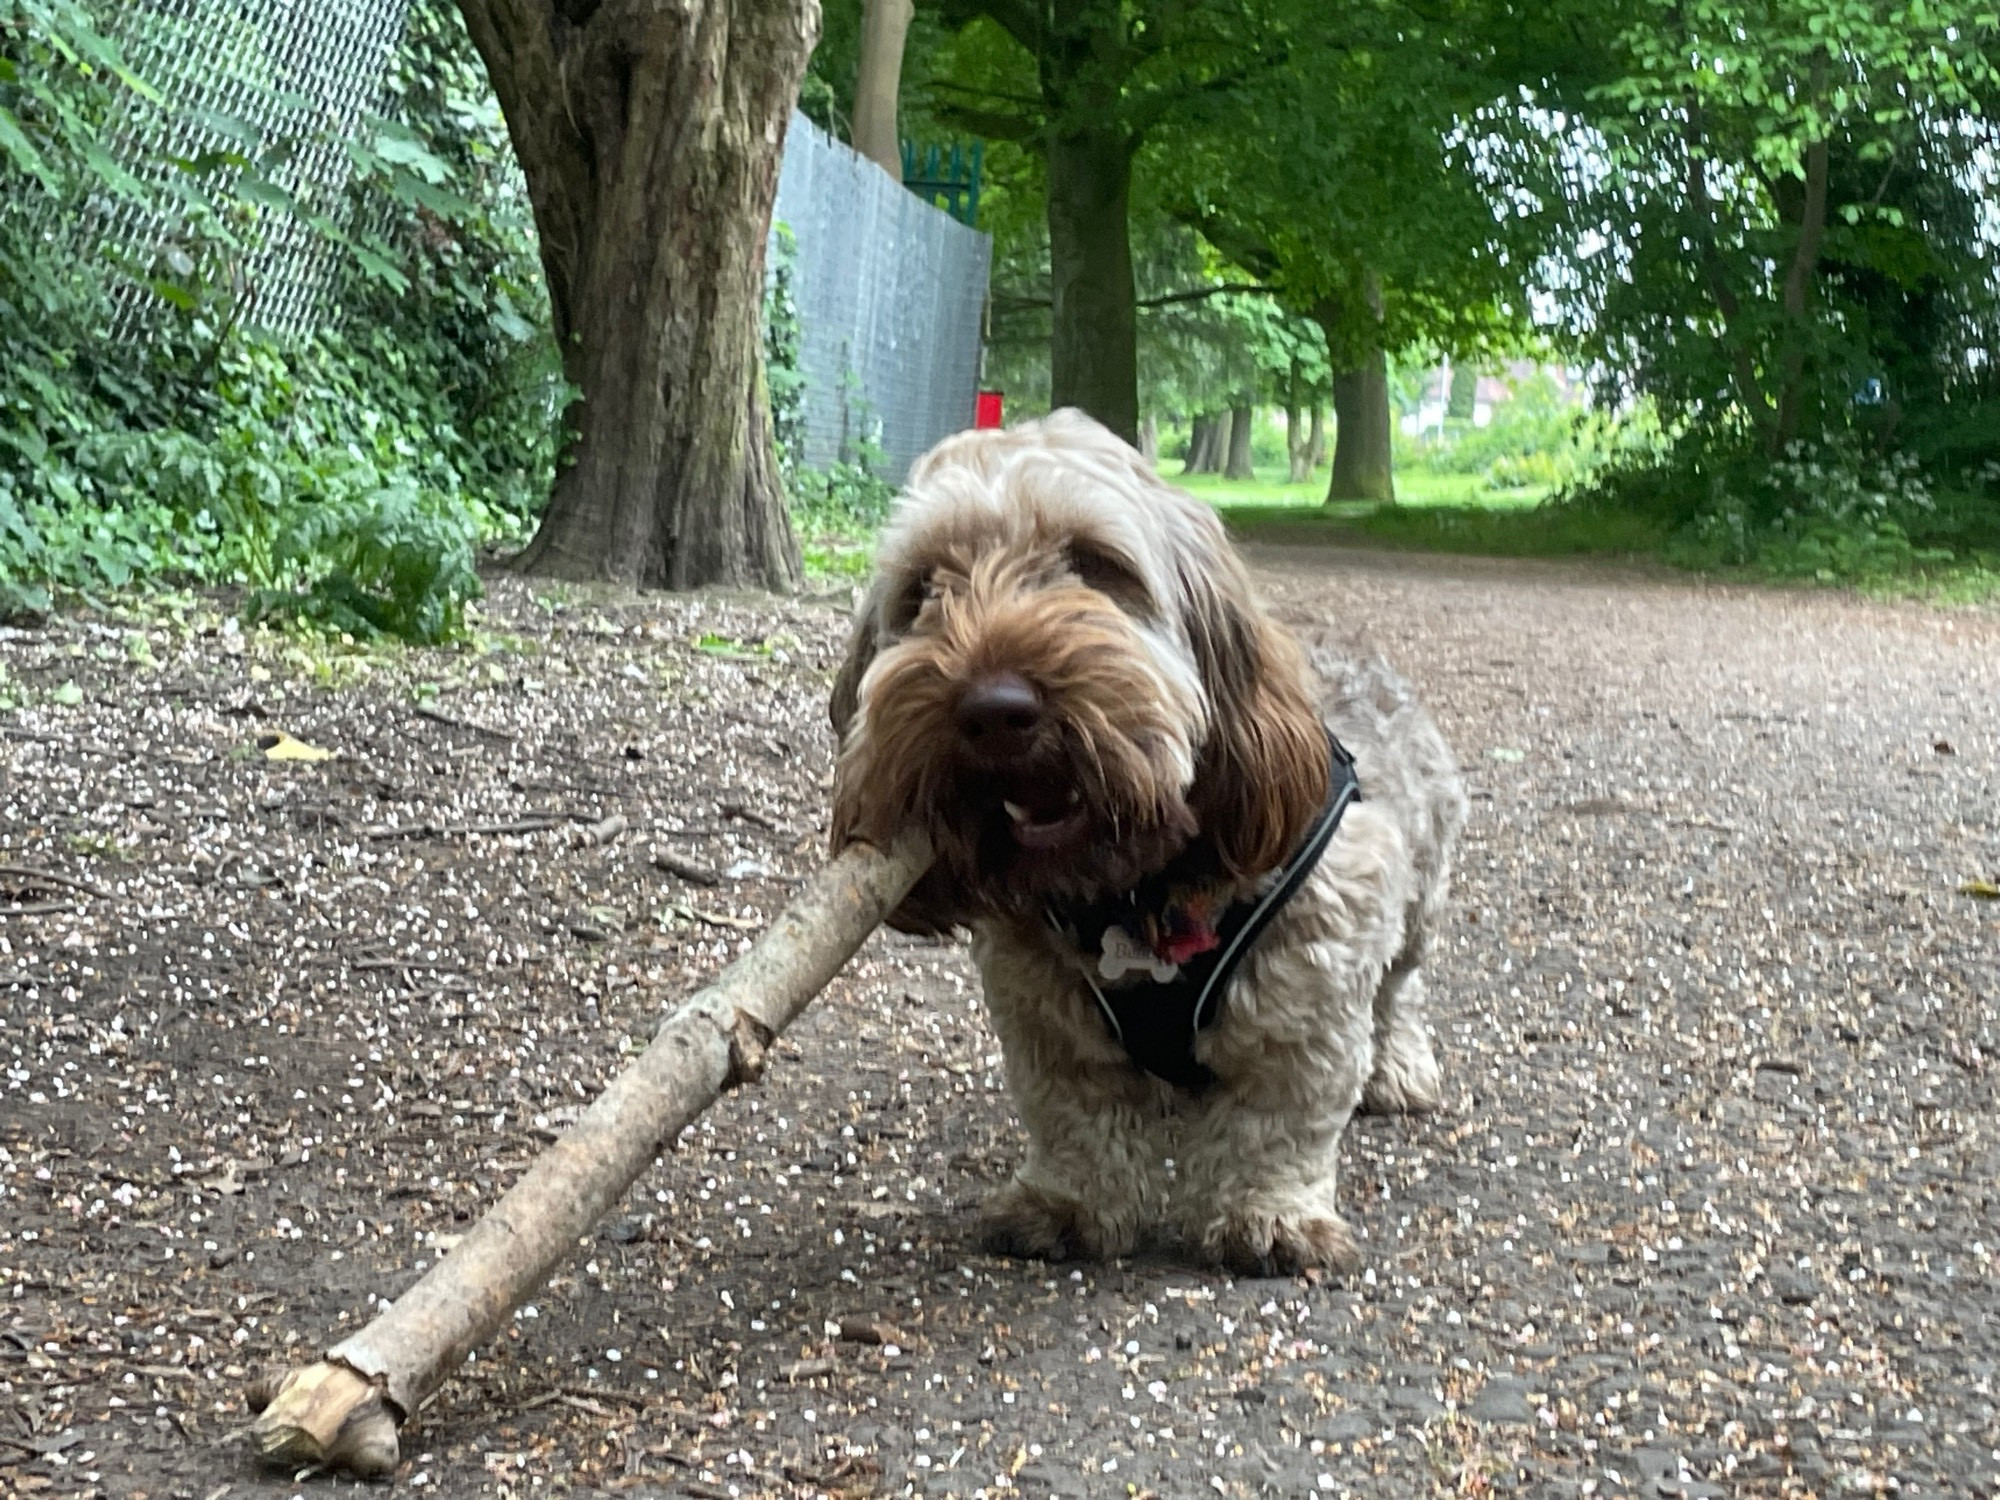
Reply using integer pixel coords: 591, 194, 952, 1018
250, 475, 481, 643
1398, 370, 1603, 491
1572, 419, 1998, 587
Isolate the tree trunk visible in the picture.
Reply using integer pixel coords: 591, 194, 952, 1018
1329, 355, 1395, 503
1196, 412, 1226, 473
850, 0, 913, 176
1769, 134, 1830, 457
1183, 412, 1217, 474
1223, 402, 1256, 480
1314, 279, 1395, 505
1138, 413, 1158, 463
1180, 414, 1206, 472
1046, 123, 1139, 444
1306, 401, 1326, 471
457, 0, 811, 591
1284, 360, 1310, 484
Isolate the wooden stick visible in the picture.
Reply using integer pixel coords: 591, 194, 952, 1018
245, 834, 930, 1477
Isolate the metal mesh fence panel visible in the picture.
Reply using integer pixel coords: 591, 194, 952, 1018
86, 0, 410, 340
772, 113, 992, 482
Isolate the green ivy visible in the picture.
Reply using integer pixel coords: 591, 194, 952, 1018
0, 0, 558, 636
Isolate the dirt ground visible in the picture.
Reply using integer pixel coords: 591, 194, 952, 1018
2, 545, 1997, 1500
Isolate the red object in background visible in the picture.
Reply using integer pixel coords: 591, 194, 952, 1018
975, 390, 1004, 429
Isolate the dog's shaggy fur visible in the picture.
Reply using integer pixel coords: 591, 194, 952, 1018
829, 411, 1468, 1275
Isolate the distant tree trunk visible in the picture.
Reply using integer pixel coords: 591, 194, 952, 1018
1181, 414, 1208, 472
1284, 359, 1310, 483
1138, 414, 1158, 463
1315, 277, 1395, 505
1185, 412, 1223, 474
1306, 402, 1326, 471
1046, 124, 1140, 444
1330, 357, 1395, 503
1223, 402, 1256, 480
1769, 136, 1830, 457
851, 0, 913, 175
460, 0, 812, 591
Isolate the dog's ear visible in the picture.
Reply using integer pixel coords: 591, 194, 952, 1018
826, 578, 974, 937
828, 594, 882, 747
1179, 522, 1329, 880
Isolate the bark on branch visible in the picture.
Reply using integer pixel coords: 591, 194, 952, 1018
244, 834, 932, 1479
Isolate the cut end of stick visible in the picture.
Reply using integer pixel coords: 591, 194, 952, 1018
246, 1360, 401, 1478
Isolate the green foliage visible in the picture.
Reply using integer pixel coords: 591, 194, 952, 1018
250, 475, 480, 643
0, 0, 558, 640
1399, 370, 1616, 492
764, 221, 809, 483
1547, 0, 2000, 460
788, 409, 899, 578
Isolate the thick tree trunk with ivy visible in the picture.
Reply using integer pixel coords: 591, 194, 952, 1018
1046, 122, 1140, 445
851, 0, 913, 174
456, 0, 812, 591
1223, 402, 1255, 480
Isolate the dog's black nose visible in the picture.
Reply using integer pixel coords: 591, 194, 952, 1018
955, 673, 1043, 758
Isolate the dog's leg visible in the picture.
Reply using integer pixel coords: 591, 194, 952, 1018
1360, 958, 1443, 1115
1175, 1098, 1364, 1277
980, 1059, 1159, 1262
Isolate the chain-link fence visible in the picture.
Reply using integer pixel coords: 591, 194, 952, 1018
772, 114, 992, 482
79, 0, 411, 340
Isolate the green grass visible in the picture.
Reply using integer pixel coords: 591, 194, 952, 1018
791, 460, 2000, 607
1175, 468, 1551, 511
1179, 465, 1667, 560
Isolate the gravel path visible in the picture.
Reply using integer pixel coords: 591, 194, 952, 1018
2, 548, 1996, 1500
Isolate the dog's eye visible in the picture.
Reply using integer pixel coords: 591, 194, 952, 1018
1067, 544, 1150, 612
888, 569, 948, 630
887, 572, 928, 629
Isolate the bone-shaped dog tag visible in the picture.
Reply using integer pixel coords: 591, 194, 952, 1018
1098, 924, 1180, 983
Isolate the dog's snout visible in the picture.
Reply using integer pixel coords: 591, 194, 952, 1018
955, 673, 1043, 756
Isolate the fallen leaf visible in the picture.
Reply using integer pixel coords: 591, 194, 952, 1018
51, 680, 83, 706
1959, 880, 1999, 900
1488, 747, 1525, 763
693, 631, 772, 661
257, 731, 335, 762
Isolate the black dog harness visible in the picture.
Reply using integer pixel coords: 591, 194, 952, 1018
1045, 734, 1361, 1093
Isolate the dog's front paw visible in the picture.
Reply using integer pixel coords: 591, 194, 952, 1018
979, 1179, 1134, 1262
1360, 1054, 1442, 1116
1197, 1209, 1362, 1279
1361, 1027, 1443, 1116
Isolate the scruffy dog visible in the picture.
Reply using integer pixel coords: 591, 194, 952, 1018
828, 410, 1467, 1275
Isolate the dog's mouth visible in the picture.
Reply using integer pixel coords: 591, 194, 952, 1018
998, 780, 1088, 850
